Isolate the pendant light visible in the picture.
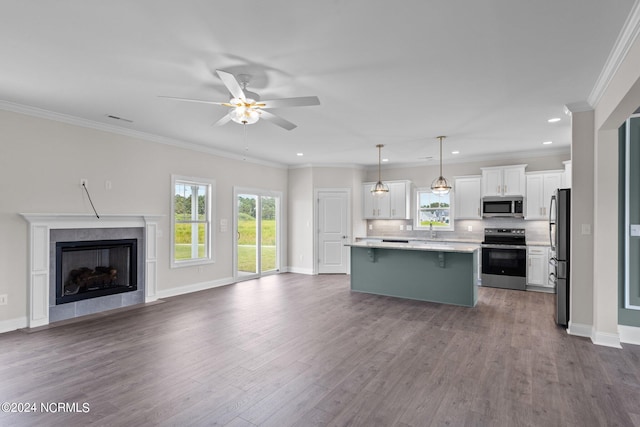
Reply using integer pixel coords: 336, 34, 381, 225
430, 136, 452, 195
371, 144, 389, 196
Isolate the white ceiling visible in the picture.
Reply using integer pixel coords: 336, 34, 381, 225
0, 1, 635, 167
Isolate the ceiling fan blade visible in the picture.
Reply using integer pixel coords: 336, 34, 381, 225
260, 110, 297, 131
259, 96, 320, 109
216, 70, 246, 100
159, 95, 226, 105
213, 115, 231, 127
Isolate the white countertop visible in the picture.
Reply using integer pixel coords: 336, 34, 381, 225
347, 241, 480, 253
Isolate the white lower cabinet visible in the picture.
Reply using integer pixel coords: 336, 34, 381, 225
527, 246, 552, 289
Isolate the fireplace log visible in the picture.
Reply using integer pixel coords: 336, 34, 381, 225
64, 266, 118, 294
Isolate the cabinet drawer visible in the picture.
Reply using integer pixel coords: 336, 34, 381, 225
528, 247, 546, 255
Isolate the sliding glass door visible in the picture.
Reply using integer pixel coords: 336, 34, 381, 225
235, 189, 280, 279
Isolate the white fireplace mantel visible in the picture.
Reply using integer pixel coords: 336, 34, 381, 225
20, 213, 162, 328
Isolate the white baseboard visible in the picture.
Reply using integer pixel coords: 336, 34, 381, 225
567, 321, 592, 338
619, 324, 640, 345
592, 330, 622, 348
568, 321, 622, 348
0, 316, 28, 334
157, 277, 235, 299
285, 266, 315, 275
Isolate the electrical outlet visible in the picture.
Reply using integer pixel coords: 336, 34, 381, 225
0, 294, 7, 305
399, 225, 404, 231
368, 224, 373, 230
467, 225, 473, 232
406, 225, 412, 231
80, 178, 88, 187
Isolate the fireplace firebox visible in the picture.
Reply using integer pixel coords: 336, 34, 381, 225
55, 239, 138, 304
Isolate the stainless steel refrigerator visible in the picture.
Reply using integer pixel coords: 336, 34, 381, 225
549, 188, 570, 326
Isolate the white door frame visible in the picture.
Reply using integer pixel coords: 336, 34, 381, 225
233, 186, 283, 281
314, 188, 351, 275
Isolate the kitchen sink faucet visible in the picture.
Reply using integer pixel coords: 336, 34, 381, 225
430, 222, 437, 239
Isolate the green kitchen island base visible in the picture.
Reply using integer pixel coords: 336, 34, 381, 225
350, 244, 479, 307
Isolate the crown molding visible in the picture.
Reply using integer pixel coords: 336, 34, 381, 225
287, 163, 365, 170
0, 99, 288, 170
588, 0, 640, 107
564, 101, 594, 115
368, 146, 571, 170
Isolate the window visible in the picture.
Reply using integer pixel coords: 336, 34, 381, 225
171, 175, 215, 267
415, 188, 454, 231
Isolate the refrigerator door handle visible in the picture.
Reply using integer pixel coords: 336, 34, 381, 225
549, 194, 557, 250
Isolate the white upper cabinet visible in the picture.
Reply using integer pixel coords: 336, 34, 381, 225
454, 176, 482, 219
362, 180, 411, 219
388, 181, 412, 219
525, 171, 563, 220
481, 165, 526, 197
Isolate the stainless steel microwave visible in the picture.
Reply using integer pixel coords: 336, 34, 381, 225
482, 196, 524, 218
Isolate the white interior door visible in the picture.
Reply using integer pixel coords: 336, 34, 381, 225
317, 190, 350, 274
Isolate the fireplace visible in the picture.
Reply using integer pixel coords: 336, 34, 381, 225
56, 239, 138, 304
21, 213, 160, 328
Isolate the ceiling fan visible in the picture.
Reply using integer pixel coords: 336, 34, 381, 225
160, 70, 320, 131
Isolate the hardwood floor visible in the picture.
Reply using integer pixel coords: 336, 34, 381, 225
1, 273, 639, 426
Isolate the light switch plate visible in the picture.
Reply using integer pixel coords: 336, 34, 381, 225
631, 224, 640, 236
406, 225, 412, 231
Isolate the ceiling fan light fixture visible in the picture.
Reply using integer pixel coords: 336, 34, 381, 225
371, 144, 389, 197
228, 105, 260, 125
430, 136, 452, 195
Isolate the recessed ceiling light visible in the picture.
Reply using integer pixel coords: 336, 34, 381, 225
382, 158, 389, 162
543, 141, 553, 145
548, 118, 561, 123
296, 152, 304, 156
451, 150, 460, 154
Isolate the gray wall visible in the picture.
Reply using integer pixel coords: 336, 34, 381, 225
619, 117, 640, 327
0, 109, 288, 325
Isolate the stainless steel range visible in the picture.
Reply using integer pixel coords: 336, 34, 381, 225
481, 228, 527, 290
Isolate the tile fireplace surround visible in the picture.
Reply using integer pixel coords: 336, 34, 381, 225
20, 213, 162, 328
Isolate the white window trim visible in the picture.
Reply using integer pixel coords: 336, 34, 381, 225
414, 187, 455, 231
171, 174, 216, 268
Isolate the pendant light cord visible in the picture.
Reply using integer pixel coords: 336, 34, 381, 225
378, 145, 382, 180
439, 136, 443, 177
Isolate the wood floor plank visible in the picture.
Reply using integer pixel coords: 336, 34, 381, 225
1, 273, 639, 426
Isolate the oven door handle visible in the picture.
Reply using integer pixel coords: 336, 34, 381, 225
481, 244, 528, 250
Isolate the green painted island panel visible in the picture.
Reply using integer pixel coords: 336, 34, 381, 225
350, 246, 478, 307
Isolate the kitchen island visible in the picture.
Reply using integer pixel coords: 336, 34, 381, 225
348, 241, 480, 307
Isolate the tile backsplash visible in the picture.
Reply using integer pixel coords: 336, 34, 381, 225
366, 217, 550, 244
